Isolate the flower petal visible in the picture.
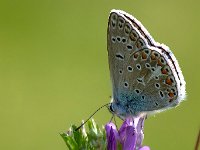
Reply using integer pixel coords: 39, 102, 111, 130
136, 117, 145, 148
105, 123, 119, 140
118, 120, 128, 144
105, 117, 150, 150
105, 123, 119, 150
139, 146, 151, 150
119, 117, 135, 144
123, 126, 137, 150
108, 127, 116, 150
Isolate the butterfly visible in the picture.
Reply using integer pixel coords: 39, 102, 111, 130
107, 9, 186, 120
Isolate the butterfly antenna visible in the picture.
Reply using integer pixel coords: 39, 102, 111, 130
75, 103, 110, 131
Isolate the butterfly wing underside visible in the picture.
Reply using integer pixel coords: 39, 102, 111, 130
107, 10, 186, 118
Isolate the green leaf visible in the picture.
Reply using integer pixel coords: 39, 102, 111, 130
60, 119, 107, 150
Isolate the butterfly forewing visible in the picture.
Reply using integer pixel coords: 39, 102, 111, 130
107, 10, 186, 118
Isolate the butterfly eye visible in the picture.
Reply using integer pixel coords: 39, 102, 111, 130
109, 103, 115, 113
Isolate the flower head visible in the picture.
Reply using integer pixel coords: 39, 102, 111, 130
61, 118, 150, 150
105, 117, 150, 150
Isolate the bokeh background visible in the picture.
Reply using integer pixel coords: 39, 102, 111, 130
0, 0, 199, 149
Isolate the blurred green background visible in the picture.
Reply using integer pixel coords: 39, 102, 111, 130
0, 0, 199, 149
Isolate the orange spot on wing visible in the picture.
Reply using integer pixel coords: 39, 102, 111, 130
134, 53, 138, 59
151, 54, 156, 60
168, 92, 174, 98
162, 69, 168, 74
157, 59, 163, 66
166, 77, 172, 85
130, 33, 137, 41
136, 41, 142, 48
142, 52, 147, 59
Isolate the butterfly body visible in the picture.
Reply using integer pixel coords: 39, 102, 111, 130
107, 10, 186, 119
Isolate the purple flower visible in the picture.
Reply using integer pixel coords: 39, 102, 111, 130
105, 117, 150, 150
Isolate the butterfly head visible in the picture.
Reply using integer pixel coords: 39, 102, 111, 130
108, 99, 127, 120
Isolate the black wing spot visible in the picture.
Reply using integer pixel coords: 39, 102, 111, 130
111, 37, 116, 43
122, 38, 127, 43
115, 53, 124, 60
155, 83, 160, 88
136, 64, 141, 70
124, 82, 129, 88
154, 53, 159, 57
161, 58, 165, 63
151, 67, 155, 72
135, 89, 140, 94
117, 36, 121, 42
127, 66, 133, 72
127, 45, 133, 50
145, 63, 151, 68
159, 91, 164, 98
139, 39, 144, 47
170, 77, 174, 83
137, 78, 143, 83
